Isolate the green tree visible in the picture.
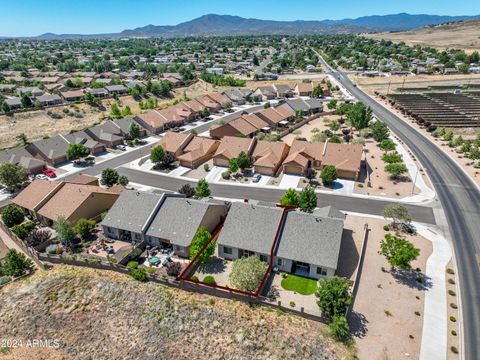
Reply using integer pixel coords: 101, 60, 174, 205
229, 255, 268, 292
110, 103, 122, 119
315, 276, 352, 319
329, 315, 350, 341
84, 92, 100, 106
379, 139, 396, 152
228, 158, 239, 173
66, 143, 90, 160
385, 162, 408, 179
383, 203, 412, 227
347, 102, 372, 130
129, 123, 141, 140
74, 218, 96, 240
236, 151, 251, 172
130, 267, 148, 282
1, 204, 24, 228
202, 107, 211, 117
280, 188, 299, 207
100, 167, 119, 187
21, 93, 32, 107
311, 85, 324, 98
370, 121, 390, 142
298, 186, 317, 213
2, 249, 33, 277
54, 216, 76, 247
189, 227, 214, 262
380, 234, 420, 270
381, 151, 403, 164
150, 145, 165, 165
320, 165, 337, 186
327, 99, 338, 110
0, 162, 27, 189
195, 178, 211, 198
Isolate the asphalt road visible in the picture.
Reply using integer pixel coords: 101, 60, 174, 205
315, 50, 480, 359
117, 166, 436, 224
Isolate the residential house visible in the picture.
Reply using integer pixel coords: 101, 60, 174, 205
134, 110, 169, 134
27, 135, 70, 166
114, 117, 147, 138
282, 140, 363, 179
85, 123, 124, 148
256, 106, 295, 128
66, 173, 99, 186
272, 84, 293, 98
0, 147, 45, 174
159, 132, 194, 157
283, 98, 323, 115
101, 190, 228, 258
13, 180, 123, 225
212, 136, 256, 167
217, 202, 344, 279
251, 140, 290, 176
4, 97, 22, 109
85, 87, 109, 98
223, 88, 252, 105
196, 94, 222, 113
183, 99, 205, 117
17, 87, 43, 97
105, 85, 127, 95
61, 90, 84, 102
36, 94, 62, 106
253, 86, 276, 101
294, 82, 314, 96
210, 113, 268, 139
206, 93, 231, 107
177, 136, 220, 168
63, 130, 106, 155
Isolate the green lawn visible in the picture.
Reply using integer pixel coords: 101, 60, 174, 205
280, 274, 318, 295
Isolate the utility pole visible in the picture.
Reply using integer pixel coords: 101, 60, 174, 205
386, 80, 392, 96
411, 167, 419, 195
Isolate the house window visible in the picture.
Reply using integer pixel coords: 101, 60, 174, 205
316, 267, 327, 276
242, 249, 255, 258
223, 246, 232, 255
174, 245, 184, 252
259, 254, 268, 262
277, 258, 282, 266
107, 227, 113, 234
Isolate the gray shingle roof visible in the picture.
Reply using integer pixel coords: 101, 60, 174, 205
216, 203, 283, 255
286, 98, 310, 112
276, 211, 344, 269
101, 190, 162, 233
145, 197, 215, 247
29, 135, 69, 160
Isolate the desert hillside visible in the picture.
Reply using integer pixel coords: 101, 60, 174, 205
366, 19, 480, 53
0, 266, 353, 360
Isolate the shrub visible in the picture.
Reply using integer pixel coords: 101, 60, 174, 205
146, 267, 156, 274
74, 218, 96, 240
130, 268, 148, 282
409, 335, 414, 339
450, 303, 458, 309
357, 183, 364, 188
447, 268, 455, 274
289, 301, 296, 307
1, 204, 24, 228
208, 298, 215, 305
451, 346, 458, 354
222, 170, 231, 180
229, 256, 268, 292
451, 330, 457, 336
203, 275, 216, 285
450, 316, 457, 322
383, 225, 389, 231
415, 311, 421, 316
127, 261, 139, 269
190, 275, 199, 281
448, 290, 456, 296
12, 224, 31, 240
384, 310, 392, 317
204, 163, 210, 172
448, 278, 456, 285
329, 315, 350, 341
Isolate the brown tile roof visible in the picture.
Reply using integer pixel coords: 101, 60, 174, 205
242, 113, 269, 129
257, 107, 290, 124
61, 90, 84, 98
177, 137, 219, 162
136, 110, 168, 129
13, 180, 61, 211
207, 93, 230, 105
252, 140, 290, 168
159, 132, 193, 153
183, 99, 204, 113
214, 136, 254, 161
227, 117, 258, 136
66, 174, 99, 185
284, 140, 363, 172
196, 94, 220, 109
37, 183, 122, 221
295, 82, 314, 93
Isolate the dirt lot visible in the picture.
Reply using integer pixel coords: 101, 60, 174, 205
349, 215, 433, 360
352, 74, 480, 96
365, 20, 480, 53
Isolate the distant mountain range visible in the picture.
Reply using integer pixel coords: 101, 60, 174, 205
7, 13, 480, 40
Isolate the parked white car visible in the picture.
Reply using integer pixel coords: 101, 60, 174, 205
116, 144, 127, 151
35, 174, 48, 180
252, 173, 262, 183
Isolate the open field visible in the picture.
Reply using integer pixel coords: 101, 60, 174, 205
0, 265, 354, 360
365, 19, 480, 53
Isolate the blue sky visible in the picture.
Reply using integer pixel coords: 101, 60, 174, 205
1, 0, 479, 36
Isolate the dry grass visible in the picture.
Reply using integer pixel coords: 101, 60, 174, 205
365, 19, 480, 53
